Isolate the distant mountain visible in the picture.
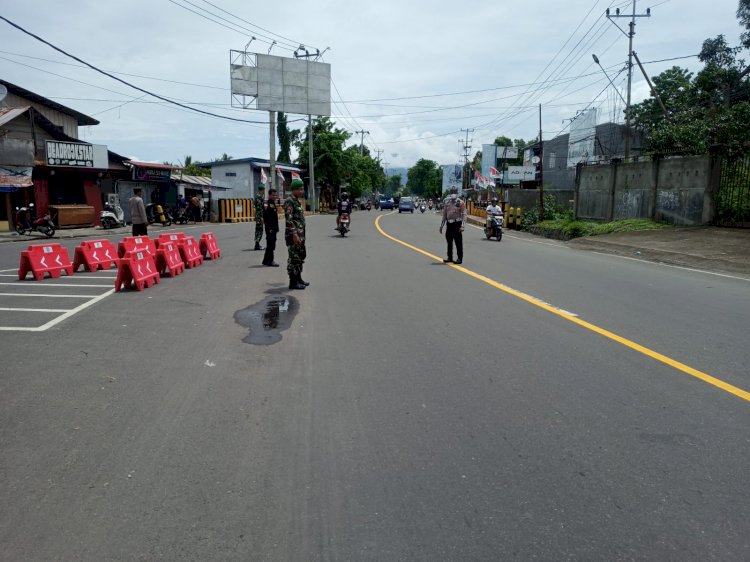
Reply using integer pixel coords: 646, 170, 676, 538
385, 167, 408, 186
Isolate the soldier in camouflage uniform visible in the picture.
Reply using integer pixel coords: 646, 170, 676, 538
253, 185, 265, 251
285, 178, 309, 290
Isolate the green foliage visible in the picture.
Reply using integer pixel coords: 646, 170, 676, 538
406, 159, 442, 198
630, 21, 750, 157
290, 117, 384, 199
520, 193, 564, 229
277, 112, 291, 163
493, 135, 512, 146
530, 218, 671, 240
181, 154, 210, 177
383, 174, 402, 195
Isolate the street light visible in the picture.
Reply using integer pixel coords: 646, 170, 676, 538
592, 54, 627, 105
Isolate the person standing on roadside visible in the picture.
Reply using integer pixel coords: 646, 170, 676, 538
254, 185, 265, 251
262, 187, 280, 267
439, 188, 466, 264
129, 188, 148, 236
285, 178, 308, 290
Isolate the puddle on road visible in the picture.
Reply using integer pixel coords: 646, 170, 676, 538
234, 295, 299, 345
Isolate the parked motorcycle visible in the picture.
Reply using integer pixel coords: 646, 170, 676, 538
14, 203, 55, 238
100, 202, 125, 229
172, 205, 190, 225
337, 213, 351, 237
145, 203, 172, 226
484, 213, 504, 241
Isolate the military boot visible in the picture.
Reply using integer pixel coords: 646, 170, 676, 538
289, 274, 306, 290
254, 241, 263, 251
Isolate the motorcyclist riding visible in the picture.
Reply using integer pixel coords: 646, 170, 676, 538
486, 197, 503, 228
336, 191, 353, 230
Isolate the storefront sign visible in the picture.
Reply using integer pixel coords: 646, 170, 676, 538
46, 140, 108, 169
132, 166, 171, 182
0, 165, 33, 191
505, 166, 536, 184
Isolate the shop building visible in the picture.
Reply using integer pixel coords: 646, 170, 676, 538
0, 79, 129, 230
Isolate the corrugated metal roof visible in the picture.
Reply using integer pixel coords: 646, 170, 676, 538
0, 106, 31, 127
173, 174, 214, 186
0, 79, 99, 126
126, 160, 179, 170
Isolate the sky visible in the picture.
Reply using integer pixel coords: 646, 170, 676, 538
0, 0, 745, 171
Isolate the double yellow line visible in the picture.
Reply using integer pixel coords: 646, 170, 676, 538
375, 214, 750, 404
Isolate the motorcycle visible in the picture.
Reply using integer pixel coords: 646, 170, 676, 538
100, 202, 125, 229
145, 203, 172, 226
14, 203, 55, 238
366, 201, 372, 211
337, 213, 351, 237
419, 204, 426, 213
172, 205, 190, 225
484, 213, 504, 241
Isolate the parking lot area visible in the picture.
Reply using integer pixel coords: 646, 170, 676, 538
0, 265, 115, 332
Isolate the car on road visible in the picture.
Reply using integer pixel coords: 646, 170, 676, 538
398, 196, 415, 213
380, 197, 395, 210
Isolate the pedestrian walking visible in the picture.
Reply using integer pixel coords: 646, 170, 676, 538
262, 187, 280, 267
285, 178, 309, 290
190, 195, 202, 222
129, 188, 148, 236
439, 188, 466, 264
254, 185, 265, 251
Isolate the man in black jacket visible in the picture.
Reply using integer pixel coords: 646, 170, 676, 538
262, 187, 280, 267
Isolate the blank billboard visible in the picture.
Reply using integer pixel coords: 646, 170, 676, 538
230, 51, 331, 116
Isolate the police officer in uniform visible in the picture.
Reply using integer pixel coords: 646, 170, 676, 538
285, 178, 309, 290
439, 187, 467, 264
254, 184, 265, 251
262, 187, 280, 267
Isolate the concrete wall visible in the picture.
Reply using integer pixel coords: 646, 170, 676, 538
508, 189, 575, 211
576, 154, 717, 225
210, 162, 254, 199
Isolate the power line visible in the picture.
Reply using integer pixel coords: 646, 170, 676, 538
0, 14, 273, 124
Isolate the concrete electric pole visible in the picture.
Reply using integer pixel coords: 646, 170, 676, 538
355, 130, 370, 155
606, 1, 652, 159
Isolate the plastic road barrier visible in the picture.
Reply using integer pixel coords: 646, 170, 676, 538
73, 239, 118, 272
115, 250, 160, 292
18, 244, 74, 281
176, 235, 204, 268
199, 232, 222, 259
118, 236, 157, 259
155, 242, 186, 277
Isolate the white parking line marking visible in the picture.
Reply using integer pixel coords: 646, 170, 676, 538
0, 307, 70, 312
0, 289, 115, 332
0, 293, 102, 298
0, 282, 113, 288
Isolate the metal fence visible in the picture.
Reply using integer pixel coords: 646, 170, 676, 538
716, 157, 750, 227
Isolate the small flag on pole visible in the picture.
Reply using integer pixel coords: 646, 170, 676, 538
490, 167, 499, 177
291, 171, 301, 182
276, 167, 285, 182
260, 168, 268, 185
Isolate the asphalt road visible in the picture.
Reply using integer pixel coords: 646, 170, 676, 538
1, 213, 749, 561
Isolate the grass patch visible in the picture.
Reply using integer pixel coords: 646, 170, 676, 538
528, 218, 672, 240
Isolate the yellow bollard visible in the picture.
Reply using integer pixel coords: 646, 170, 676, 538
515, 206, 522, 230
508, 207, 514, 229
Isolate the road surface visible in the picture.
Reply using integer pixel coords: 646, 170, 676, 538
1, 212, 749, 560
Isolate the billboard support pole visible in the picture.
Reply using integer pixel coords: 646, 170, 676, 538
539, 103, 544, 222
308, 115, 315, 212
269, 111, 276, 194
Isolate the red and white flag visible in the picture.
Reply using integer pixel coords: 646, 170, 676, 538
276, 167, 285, 182
490, 167, 499, 177
260, 168, 268, 185
291, 171, 301, 182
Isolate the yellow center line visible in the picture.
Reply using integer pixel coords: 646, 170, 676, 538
374, 214, 750, 404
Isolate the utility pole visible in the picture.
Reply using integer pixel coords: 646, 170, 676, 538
269, 111, 276, 192
308, 115, 315, 213
539, 103, 544, 221
355, 130, 369, 155
607, 1, 652, 159
460, 128, 473, 193
375, 149, 383, 162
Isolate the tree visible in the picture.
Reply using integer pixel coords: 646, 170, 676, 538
738, 0, 750, 49
181, 154, 210, 177
406, 159, 441, 197
493, 135, 513, 146
277, 112, 292, 163
384, 174, 401, 195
